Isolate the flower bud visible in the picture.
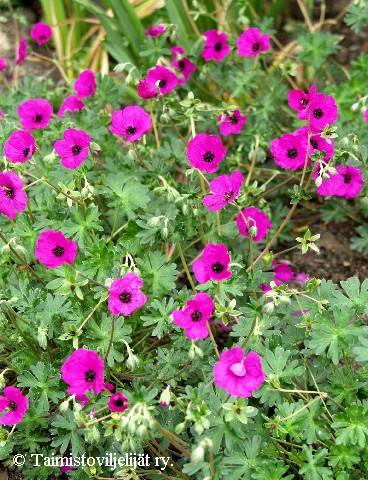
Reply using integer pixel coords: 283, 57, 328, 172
248, 225, 258, 238
175, 422, 186, 434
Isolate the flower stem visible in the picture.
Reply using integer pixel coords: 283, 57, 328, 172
206, 322, 220, 358
176, 241, 197, 293
67, 264, 108, 290
148, 100, 160, 148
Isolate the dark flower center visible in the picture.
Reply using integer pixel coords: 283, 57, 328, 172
158, 79, 167, 88
52, 246, 64, 257
203, 151, 215, 162
72, 145, 82, 156
287, 149, 298, 159
114, 398, 124, 407
225, 191, 233, 201
8, 401, 17, 411
119, 292, 131, 303
23, 147, 30, 157
300, 98, 308, 106
178, 60, 185, 72
85, 370, 96, 382
4, 186, 14, 199
313, 108, 323, 119
126, 126, 137, 135
212, 262, 224, 273
310, 140, 318, 149
252, 42, 260, 52
191, 310, 203, 321
343, 174, 351, 184
40, 35, 46, 40
229, 115, 239, 125
214, 42, 222, 51
34, 114, 43, 123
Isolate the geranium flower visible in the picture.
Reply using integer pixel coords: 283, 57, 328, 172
18, 98, 53, 130
213, 347, 265, 397
365, 109, 368, 123
203, 171, 244, 211
295, 273, 310, 283
270, 131, 311, 170
316, 165, 364, 198
186, 133, 226, 173
202, 30, 230, 62
108, 393, 128, 412
193, 244, 232, 283
0, 58, 7, 71
171, 46, 185, 59
57, 95, 85, 117
236, 206, 271, 242
0, 387, 28, 425
0, 171, 27, 220
288, 84, 317, 117
218, 110, 247, 136
74, 70, 96, 98
15, 35, 27, 65
4, 130, 36, 163
137, 78, 158, 99
299, 93, 338, 131
172, 292, 214, 340
237, 27, 270, 57
61, 349, 104, 396
30, 22, 52, 45
293, 126, 334, 162
54, 128, 91, 169
171, 55, 196, 85
143, 66, 179, 97
262, 261, 293, 292
35, 230, 77, 269
108, 273, 147, 316
145, 24, 165, 38
109, 106, 152, 142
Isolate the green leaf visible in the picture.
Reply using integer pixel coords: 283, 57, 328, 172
252, 460, 293, 480
330, 277, 368, 314
102, 175, 150, 219
300, 445, 333, 480
332, 403, 368, 449
136, 252, 178, 297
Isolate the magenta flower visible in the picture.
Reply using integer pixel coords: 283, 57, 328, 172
54, 128, 91, 169
218, 110, 247, 136
203, 171, 244, 211
146, 24, 165, 38
35, 230, 77, 269
236, 207, 271, 242
143, 66, 179, 97
295, 273, 310, 284
172, 56, 196, 85
0, 387, 28, 425
0, 109, 4, 119
4, 130, 36, 163
15, 35, 27, 65
186, 133, 226, 173
18, 98, 53, 130
299, 93, 338, 131
74, 70, 96, 98
316, 165, 364, 198
214, 347, 265, 397
270, 131, 310, 171
171, 46, 185, 59
30, 22, 52, 45
108, 393, 128, 412
193, 244, 232, 284
0, 58, 7, 71
365, 109, 368, 123
137, 78, 158, 100
237, 28, 270, 57
57, 95, 85, 117
61, 349, 104, 396
295, 309, 310, 316
172, 292, 214, 340
0, 171, 27, 220
202, 30, 230, 62
262, 261, 293, 292
288, 84, 317, 117
110, 106, 152, 142
108, 273, 147, 316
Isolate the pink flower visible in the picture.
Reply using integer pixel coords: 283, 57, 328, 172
262, 261, 293, 292
146, 24, 165, 38
59, 463, 75, 473
236, 207, 271, 242
172, 292, 214, 340
139, 66, 178, 98
365, 109, 368, 123
299, 93, 338, 132
15, 36, 27, 65
108, 393, 128, 412
57, 95, 85, 117
295, 309, 310, 316
35, 230, 77, 269
137, 78, 158, 100
172, 56, 196, 85
270, 131, 310, 171
110, 106, 152, 142
214, 347, 265, 397
316, 165, 364, 198
108, 273, 147, 316
0, 110, 4, 119
193, 244, 232, 284
61, 349, 104, 396
295, 273, 310, 283
186, 133, 226, 173
30, 22, 52, 45
74, 70, 96, 99
0, 171, 27, 220
237, 27, 270, 57
18, 98, 53, 130
218, 110, 247, 136
203, 171, 244, 211
54, 128, 91, 169
303, 127, 335, 162
202, 30, 230, 62
171, 46, 185, 59
4, 130, 36, 163
288, 84, 317, 117
0, 387, 28, 425
0, 58, 7, 71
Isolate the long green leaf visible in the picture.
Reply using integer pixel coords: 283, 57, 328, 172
165, 0, 196, 51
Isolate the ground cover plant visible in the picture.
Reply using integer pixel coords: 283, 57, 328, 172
0, 0, 368, 479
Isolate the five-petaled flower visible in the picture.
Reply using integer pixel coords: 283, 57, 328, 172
138, 66, 178, 99
61, 349, 105, 396
0, 386, 28, 425
35, 230, 77, 269
110, 106, 152, 142
54, 128, 91, 169
74, 70, 96, 99
237, 28, 270, 57
202, 30, 230, 62
236, 206, 271, 242
270, 130, 312, 171
171, 48, 196, 85
193, 244, 232, 284
186, 133, 226, 173
172, 292, 215, 340
4, 130, 36, 163
315, 164, 364, 198
299, 92, 338, 132
218, 110, 247, 136
203, 171, 244, 211
108, 273, 147, 316
0, 171, 28, 220
15, 35, 28, 65
108, 393, 128, 412
30, 22, 52, 45
145, 25, 166, 38
18, 98, 53, 130
288, 84, 317, 118
57, 95, 85, 117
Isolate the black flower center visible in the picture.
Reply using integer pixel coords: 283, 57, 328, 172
119, 292, 131, 303
40, 35, 46, 40
178, 60, 185, 72
343, 174, 351, 184
300, 98, 308, 106
212, 262, 224, 273
225, 191, 233, 201
287, 148, 298, 159
229, 115, 239, 125
203, 151, 215, 162
252, 42, 260, 52
313, 108, 323, 119
158, 79, 167, 88
214, 42, 222, 51
85, 370, 96, 382
23, 147, 30, 157
191, 310, 203, 321
52, 246, 64, 257
126, 126, 137, 135
310, 140, 318, 149
34, 114, 43, 123
8, 401, 17, 411
72, 145, 82, 156
114, 398, 124, 407
4, 186, 14, 199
